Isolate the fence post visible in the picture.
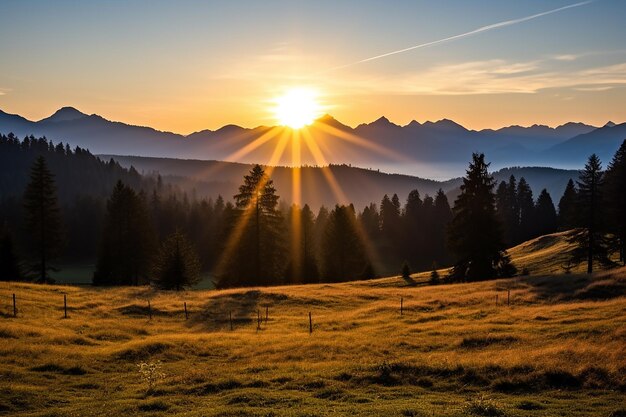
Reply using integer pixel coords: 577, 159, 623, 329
507, 289, 510, 306
229, 311, 233, 331
265, 306, 268, 324
64, 294, 68, 319
400, 297, 403, 316
148, 300, 152, 320
257, 310, 261, 331
309, 312, 312, 334
13, 293, 16, 317
184, 302, 188, 320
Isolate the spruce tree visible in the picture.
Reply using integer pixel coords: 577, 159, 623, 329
534, 189, 558, 237
0, 225, 23, 281
604, 140, 626, 264
320, 205, 369, 281
216, 165, 285, 287
447, 153, 516, 281
516, 177, 535, 242
93, 181, 156, 286
23, 156, 63, 283
433, 189, 453, 265
152, 231, 201, 291
569, 154, 611, 273
558, 179, 578, 230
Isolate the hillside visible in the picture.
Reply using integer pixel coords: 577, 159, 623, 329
104, 155, 578, 210
1, 269, 624, 416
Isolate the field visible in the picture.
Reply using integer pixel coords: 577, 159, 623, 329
1, 232, 625, 417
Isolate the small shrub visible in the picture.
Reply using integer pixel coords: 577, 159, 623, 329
137, 361, 166, 392
402, 262, 411, 279
516, 400, 545, 410
138, 399, 169, 412
462, 394, 507, 416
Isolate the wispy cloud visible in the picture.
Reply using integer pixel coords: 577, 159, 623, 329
338, 58, 626, 96
328, 1, 594, 72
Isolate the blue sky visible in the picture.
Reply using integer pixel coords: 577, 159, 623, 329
1, 0, 625, 132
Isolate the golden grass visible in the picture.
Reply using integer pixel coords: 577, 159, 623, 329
1, 263, 625, 416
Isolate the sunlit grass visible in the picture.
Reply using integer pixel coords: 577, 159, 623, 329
1, 262, 624, 416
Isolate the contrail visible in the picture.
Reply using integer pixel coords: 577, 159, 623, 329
326, 1, 594, 72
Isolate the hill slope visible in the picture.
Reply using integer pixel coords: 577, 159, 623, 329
1, 268, 624, 416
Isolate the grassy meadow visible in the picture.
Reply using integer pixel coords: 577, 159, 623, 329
1, 232, 625, 417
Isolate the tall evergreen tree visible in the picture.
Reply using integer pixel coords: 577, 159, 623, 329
495, 176, 518, 246
216, 165, 285, 287
604, 139, 626, 264
569, 154, 611, 273
320, 204, 369, 281
285, 204, 319, 284
0, 225, 23, 281
93, 181, 156, 286
433, 189, 453, 265
447, 153, 516, 281
558, 179, 578, 230
152, 230, 201, 291
23, 156, 63, 283
516, 177, 535, 243
533, 189, 558, 237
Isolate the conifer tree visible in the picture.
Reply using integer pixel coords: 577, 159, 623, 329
447, 153, 516, 281
216, 165, 285, 287
23, 156, 63, 283
533, 189, 558, 237
569, 154, 611, 273
516, 177, 535, 243
558, 179, 578, 230
152, 230, 201, 290
0, 225, 23, 281
320, 205, 369, 281
93, 181, 156, 286
604, 140, 626, 264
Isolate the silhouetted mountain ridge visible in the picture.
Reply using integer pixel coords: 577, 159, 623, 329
1, 107, 622, 177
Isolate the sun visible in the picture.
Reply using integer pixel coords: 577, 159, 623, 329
272, 88, 322, 129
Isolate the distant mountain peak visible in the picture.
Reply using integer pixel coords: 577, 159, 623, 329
406, 120, 421, 128
41, 106, 88, 123
604, 121, 616, 128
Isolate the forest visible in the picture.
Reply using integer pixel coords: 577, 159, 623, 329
1, 132, 625, 288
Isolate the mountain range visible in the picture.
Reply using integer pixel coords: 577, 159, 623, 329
1, 107, 625, 179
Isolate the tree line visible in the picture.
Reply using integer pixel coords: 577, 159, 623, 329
1, 132, 624, 288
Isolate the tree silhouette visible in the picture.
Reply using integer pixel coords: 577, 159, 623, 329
23, 156, 63, 283
93, 181, 156, 285
0, 224, 23, 281
569, 154, 611, 273
152, 230, 201, 291
216, 165, 285, 287
533, 189, 557, 237
320, 204, 369, 281
558, 179, 578, 230
516, 177, 535, 243
447, 153, 516, 281
604, 139, 626, 265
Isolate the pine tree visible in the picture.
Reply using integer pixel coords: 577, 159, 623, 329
93, 181, 156, 286
516, 177, 535, 242
401, 261, 411, 279
604, 140, 626, 264
320, 205, 369, 281
558, 179, 578, 230
533, 189, 558, 237
433, 189, 453, 265
569, 154, 611, 273
495, 176, 518, 245
447, 153, 516, 281
152, 231, 201, 291
0, 225, 23, 281
23, 156, 63, 283
216, 165, 285, 287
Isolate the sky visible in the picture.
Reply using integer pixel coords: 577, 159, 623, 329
1, 0, 626, 134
